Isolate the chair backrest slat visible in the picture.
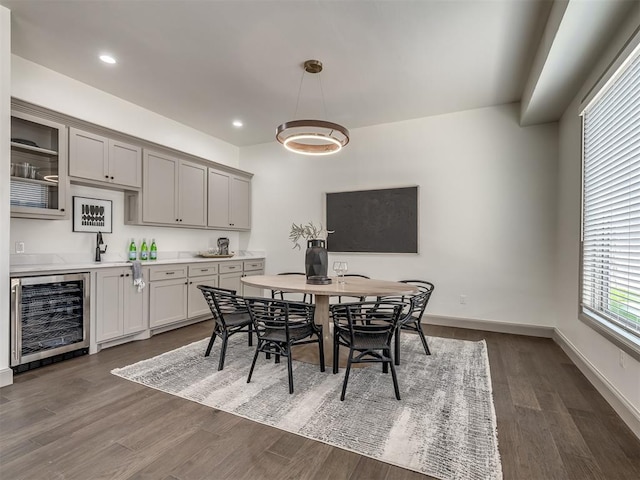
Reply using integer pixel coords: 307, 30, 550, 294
245, 297, 316, 341
198, 285, 247, 328
330, 301, 402, 345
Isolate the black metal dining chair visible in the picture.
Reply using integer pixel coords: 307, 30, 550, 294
271, 272, 312, 303
244, 297, 324, 394
330, 300, 403, 401
198, 285, 253, 371
381, 280, 435, 365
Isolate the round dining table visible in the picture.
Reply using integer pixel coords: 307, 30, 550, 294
240, 274, 418, 366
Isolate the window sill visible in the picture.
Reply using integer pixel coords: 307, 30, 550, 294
579, 311, 640, 362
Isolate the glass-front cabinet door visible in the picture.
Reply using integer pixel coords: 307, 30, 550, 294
10, 111, 68, 219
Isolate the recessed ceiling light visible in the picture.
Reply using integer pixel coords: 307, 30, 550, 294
232, 120, 243, 127
99, 54, 116, 64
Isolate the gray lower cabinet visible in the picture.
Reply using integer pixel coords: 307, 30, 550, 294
187, 263, 219, 319
149, 265, 189, 328
242, 260, 265, 297
96, 267, 148, 343
218, 261, 243, 292
148, 259, 264, 330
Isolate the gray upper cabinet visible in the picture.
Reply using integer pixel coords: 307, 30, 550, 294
142, 150, 207, 227
10, 110, 69, 219
69, 128, 142, 189
208, 168, 251, 230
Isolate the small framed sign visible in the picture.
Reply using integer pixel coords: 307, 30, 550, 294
73, 196, 113, 233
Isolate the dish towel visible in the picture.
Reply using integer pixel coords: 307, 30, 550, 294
130, 260, 146, 292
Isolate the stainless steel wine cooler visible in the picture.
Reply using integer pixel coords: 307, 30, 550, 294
10, 273, 90, 369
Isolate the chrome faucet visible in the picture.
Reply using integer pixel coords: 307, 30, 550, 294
95, 231, 107, 262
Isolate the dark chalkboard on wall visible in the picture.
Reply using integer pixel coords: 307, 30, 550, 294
325, 186, 418, 253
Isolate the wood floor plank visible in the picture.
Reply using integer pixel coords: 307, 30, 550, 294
126, 428, 221, 480
2, 319, 639, 480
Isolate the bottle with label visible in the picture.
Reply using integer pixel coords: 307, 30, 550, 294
140, 239, 149, 261
150, 239, 158, 260
128, 238, 137, 261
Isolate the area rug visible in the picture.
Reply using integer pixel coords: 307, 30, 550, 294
112, 334, 502, 480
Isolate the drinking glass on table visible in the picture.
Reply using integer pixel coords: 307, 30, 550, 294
333, 261, 348, 284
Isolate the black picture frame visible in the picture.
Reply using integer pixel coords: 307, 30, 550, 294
72, 196, 113, 233
326, 186, 419, 253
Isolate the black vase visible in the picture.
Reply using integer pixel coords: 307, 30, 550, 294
305, 239, 331, 284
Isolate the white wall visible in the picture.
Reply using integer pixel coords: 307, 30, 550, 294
10, 184, 240, 261
0, 6, 12, 387
556, 6, 640, 426
12, 56, 239, 169
240, 103, 558, 327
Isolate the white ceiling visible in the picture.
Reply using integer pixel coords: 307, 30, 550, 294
0, 1, 634, 147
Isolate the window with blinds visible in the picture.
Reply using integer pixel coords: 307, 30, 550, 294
581, 45, 640, 346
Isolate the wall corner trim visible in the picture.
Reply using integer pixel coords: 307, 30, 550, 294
553, 329, 640, 440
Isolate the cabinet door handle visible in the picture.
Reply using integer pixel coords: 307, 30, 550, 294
126, 274, 130, 277
201, 269, 208, 272
189, 281, 193, 285
60, 208, 65, 212
120, 274, 124, 277
165, 272, 175, 275
185, 282, 188, 285
105, 175, 109, 179
110, 176, 114, 180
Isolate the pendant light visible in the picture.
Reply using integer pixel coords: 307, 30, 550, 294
276, 60, 349, 156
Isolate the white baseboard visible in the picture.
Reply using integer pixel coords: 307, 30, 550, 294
0, 367, 13, 388
553, 329, 640, 440
423, 313, 639, 440
423, 313, 555, 338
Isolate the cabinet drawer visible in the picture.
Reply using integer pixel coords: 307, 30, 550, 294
219, 261, 242, 274
188, 263, 219, 277
149, 265, 187, 281
243, 260, 264, 272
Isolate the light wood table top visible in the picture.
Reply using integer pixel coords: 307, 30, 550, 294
241, 275, 418, 367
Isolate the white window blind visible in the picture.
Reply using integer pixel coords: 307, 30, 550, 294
581, 47, 640, 342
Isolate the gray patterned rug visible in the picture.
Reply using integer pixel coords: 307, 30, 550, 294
112, 334, 502, 480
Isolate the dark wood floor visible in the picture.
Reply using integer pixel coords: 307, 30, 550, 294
1, 321, 639, 480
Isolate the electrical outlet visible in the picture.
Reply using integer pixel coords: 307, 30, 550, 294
459, 294, 467, 305
15, 241, 25, 254
619, 350, 627, 368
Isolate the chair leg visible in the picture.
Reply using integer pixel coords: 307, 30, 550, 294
389, 360, 401, 400
286, 350, 294, 394
416, 322, 431, 355
218, 333, 229, 371
340, 351, 354, 401
383, 349, 389, 373
333, 332, 340, 374
318, 334, 326, 372
205, 330, 217, 357
247, 342, 261, 383
247, 324, 253, 347
394, 327, 401, 365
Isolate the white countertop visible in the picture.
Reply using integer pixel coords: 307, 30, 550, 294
10, 251, 265, 275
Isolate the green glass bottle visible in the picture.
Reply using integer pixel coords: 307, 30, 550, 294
128, 238, 137, 261
150, 238, 158, 260
140, 239, 149, 261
